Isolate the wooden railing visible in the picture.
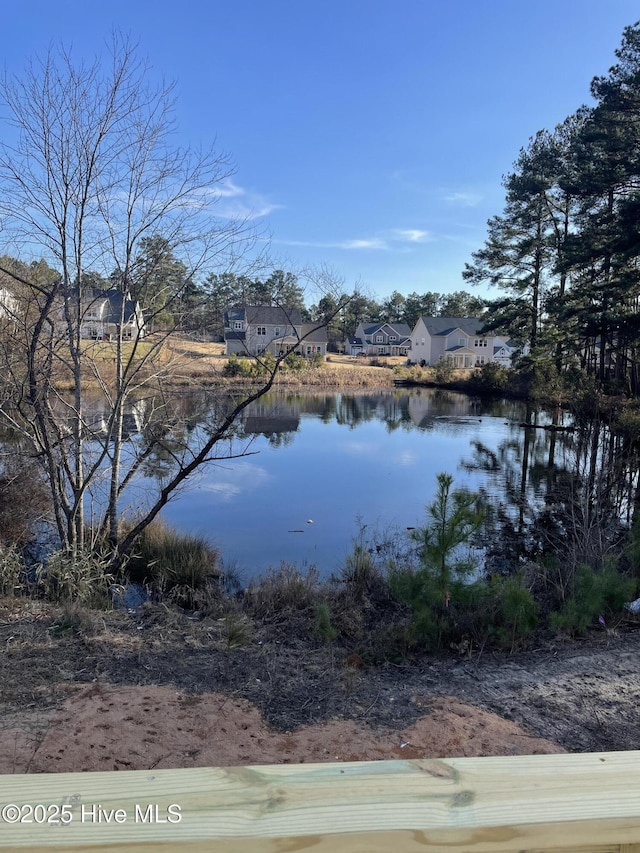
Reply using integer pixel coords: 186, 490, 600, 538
2, 751, 640, 851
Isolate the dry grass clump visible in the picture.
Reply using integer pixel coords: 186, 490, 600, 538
244, 563, 322, 618
126, 519, 220, 609
37, 550, 113, 607
0, 456, 50, 547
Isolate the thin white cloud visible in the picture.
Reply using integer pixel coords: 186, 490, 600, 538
342, 238, 388, 250
443, 191, 482, 207
278, 237, 389, 251
391, 229, 433, 243
278, 229, 435, 251
214, 178, 245, 198
205, 179, 281, 220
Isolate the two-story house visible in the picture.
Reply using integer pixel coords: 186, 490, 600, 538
408, 317, 497, 367
346, 321, 412, 357
57, 288, 145, 341
223, 306, 327, 357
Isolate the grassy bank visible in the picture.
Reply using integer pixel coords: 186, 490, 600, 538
163, 343, 401, 389
4, 468, 638, 665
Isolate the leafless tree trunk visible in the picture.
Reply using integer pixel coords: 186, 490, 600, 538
0, 36, 336, 565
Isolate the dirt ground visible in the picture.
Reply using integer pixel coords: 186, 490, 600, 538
1, 599, 639, 773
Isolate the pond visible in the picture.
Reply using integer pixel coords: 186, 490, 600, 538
130, 387, 585, 580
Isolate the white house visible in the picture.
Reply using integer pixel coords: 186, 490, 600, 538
57, 288, 145, 341
0, 287, 19, 323
493, 337, 530, 366
408, 317, 497, 367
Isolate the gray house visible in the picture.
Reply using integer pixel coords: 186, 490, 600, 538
224, 306, 327, 357
408, 317, 496, 367
346, 321, 412, 356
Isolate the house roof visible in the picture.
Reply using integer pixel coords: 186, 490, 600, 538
300, 323, 328, 343
224, 305, 303, 326
70, 288, 141, 326
103, 291, 139, 326
418, 317, 489, 337
361, 321, 412, 338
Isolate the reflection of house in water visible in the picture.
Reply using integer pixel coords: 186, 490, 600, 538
335, 392, 411, 430
241, 400, 301, 437
407, 390, 480, 429
81, 397, 147, 439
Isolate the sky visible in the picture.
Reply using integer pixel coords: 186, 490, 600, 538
3, 1, 640, 302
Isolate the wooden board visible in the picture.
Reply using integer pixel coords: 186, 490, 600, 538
1, 752, 640, 851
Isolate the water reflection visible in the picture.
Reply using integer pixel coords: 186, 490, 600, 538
39, 387, 638, 581
145, 389, 574, 578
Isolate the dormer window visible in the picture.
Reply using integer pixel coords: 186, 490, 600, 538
234, 321, 244, 330
389, 335, 396, 341
459, 337, 467, 346
376, 335, 383, 343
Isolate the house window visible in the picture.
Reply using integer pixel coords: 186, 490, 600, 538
459, 337, 467, 346
376, 335, 383, 343
234, 321, 243, 330
389, 335, 396, 341
257, 327, 266, 335
275, 327, 280, 336
474, 338, 487, 347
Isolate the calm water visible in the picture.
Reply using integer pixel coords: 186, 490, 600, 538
137, 388, 576, 580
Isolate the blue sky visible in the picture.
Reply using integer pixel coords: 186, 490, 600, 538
4, 1, 640, 301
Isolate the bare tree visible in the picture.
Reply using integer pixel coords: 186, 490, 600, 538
0, 36, 335, 566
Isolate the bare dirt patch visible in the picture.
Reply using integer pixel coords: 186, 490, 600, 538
0, 688, 562, 774
1, 599, 638, 772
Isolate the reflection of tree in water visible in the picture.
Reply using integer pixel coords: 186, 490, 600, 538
536, 420, 640, 573
463, 410, 640, 573
118, 390, 249, 483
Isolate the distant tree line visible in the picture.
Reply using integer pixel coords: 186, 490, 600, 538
465, 20, 640, 394
0, 237, 488, 348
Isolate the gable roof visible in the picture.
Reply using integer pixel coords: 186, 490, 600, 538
417, 317, 489, 337
69, 287, 141, 326
361, 321, 412, 338
224, 305, 303, 327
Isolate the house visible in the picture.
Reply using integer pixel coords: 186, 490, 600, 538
58, 288, 145, 341
223, 306, 327, 357
408, 317, 497, 367
0, 287, 19, 324
492, 337, 530, 367
346, 321, 412, 357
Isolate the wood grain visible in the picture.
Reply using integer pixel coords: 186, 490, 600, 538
1, 752, 640, 851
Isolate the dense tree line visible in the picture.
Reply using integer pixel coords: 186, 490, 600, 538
465, 21, 640, 394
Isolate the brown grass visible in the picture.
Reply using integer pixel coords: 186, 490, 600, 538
155, 340, 401, 388
56, 337, 402, 390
